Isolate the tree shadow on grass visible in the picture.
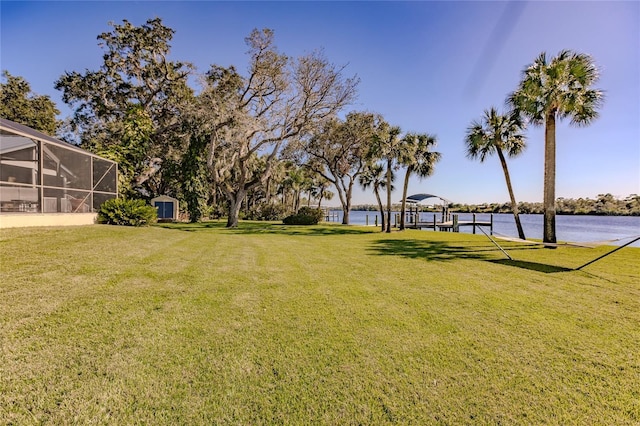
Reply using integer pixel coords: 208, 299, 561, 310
156, 221, 376, 236
368, 239, 567, 272
488, 259, 573, 273
229, 224, 376, 236
155, 222, 224, 232
368, 239, 500, 262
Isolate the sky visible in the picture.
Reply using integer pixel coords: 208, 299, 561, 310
1, 1, 638, 206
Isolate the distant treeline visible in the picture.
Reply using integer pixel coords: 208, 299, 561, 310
351, 194, 640, 216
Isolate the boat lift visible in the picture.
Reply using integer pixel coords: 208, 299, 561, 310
404, 193, 493, 234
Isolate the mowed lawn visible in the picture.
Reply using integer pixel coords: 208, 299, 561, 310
1, 222, 639, 424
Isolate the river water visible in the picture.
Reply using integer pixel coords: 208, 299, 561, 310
327, 211, 640, 247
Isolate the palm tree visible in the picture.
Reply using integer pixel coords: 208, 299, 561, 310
373, 125, 405, 233
509, 50, 603, 244
264, 159, 287, 205
399, 133, 441, 230
465, 107, 527, 240
359, 163, 392, 232
319, 188, 334, 209
285, 166, 307, 213
310, 177, 332, 208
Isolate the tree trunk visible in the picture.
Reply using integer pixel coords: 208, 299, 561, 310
342, 183, 353, 225
374, 184, 385, 232
386, 158, 392, 233
226, 189, 246, 228
265, 178, 271, 204
399, 167, 412, 230
543, 113, 557, 245
329, 178, 349, 224
496, 149, 526, 240
342, 205, 350, 224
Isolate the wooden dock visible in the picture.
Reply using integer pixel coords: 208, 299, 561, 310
321, 209, 494, 234
408, 213, 493, 234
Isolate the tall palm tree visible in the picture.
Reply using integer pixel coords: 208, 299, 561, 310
509, 50, 603, 244
359, 163, 393, 232
465, 107, 527, 240
399, 133, 441, 230
373, 125, 405, 233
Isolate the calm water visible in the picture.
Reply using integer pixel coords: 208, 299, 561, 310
328, 211, 640, 247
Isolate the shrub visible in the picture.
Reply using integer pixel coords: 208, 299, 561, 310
208, 204, 227, 220
282, 207, 323, 225
245, 202, 290, 221
298, 207, 324, 222
97, 198, 158, 226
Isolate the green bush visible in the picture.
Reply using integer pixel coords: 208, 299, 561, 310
245, 202, 290, 221
298, 207, 324, 222
208, 204, 227, 220
97, 198, 158, 226
283, 207, 323, 225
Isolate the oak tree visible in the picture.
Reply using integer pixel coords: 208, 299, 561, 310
199, 29, 358, 227
302, 112, 383, 224
55, 18, 194, 197
0, 71, 60, 134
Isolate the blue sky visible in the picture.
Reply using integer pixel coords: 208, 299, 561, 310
1, 1, 638, 205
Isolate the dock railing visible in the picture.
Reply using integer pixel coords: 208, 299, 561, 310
409, 213, 493, 234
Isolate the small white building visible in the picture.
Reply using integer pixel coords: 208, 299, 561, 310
151, 195, 179, 222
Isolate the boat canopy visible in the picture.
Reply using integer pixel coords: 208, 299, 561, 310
405, 193, 451, 205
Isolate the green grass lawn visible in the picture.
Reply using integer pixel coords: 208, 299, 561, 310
1, 221, 639, 424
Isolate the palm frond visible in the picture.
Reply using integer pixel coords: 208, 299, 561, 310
465, 106, 526, 162
511, 50, 603, 127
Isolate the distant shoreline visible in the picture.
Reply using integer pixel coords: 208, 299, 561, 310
336, 209, 640, 217
324, 211, 640, 247
327, 195, 640, 216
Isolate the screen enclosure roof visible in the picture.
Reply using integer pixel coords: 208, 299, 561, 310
0, 118, 107, 159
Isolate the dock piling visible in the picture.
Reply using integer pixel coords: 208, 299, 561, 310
472, 213, 476, 234
490, 213, 493, 235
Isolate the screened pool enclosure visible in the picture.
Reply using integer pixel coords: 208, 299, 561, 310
0, 118, 117, 218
